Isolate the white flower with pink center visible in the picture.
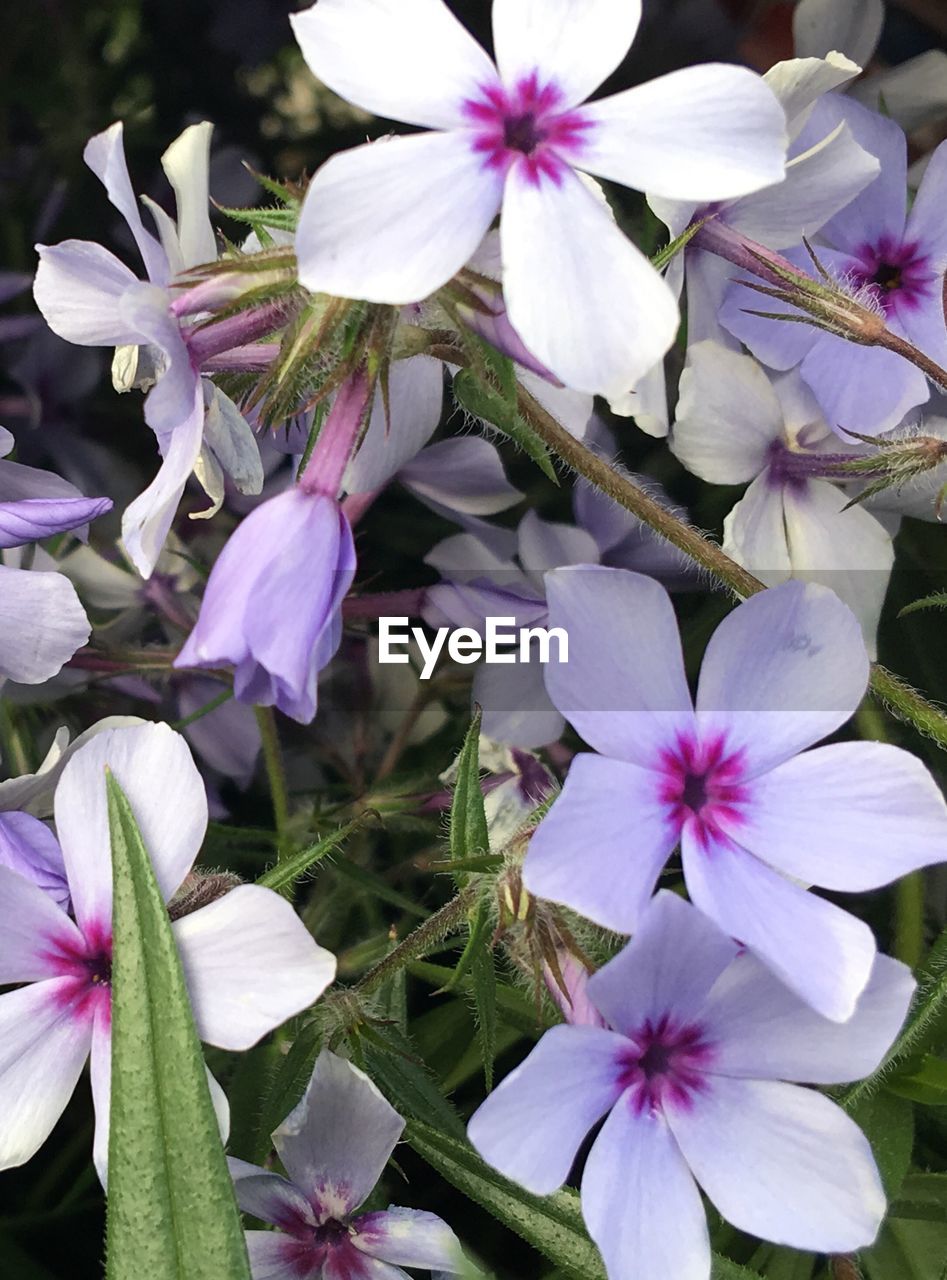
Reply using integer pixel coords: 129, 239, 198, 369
0, 723, 336, 1184
289, 0, 788, 398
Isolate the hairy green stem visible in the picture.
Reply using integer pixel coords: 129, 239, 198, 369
355, 884, 479, 998
254, 706, 292, 860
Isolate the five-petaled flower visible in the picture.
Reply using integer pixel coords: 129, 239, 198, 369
469, 891, 914, 1280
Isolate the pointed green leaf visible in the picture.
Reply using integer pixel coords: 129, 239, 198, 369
899, 592, 947, 619
256, 813, 376, 893
450, 710, 489, 879
453, 369, 559, 483
105, 772, 251, 1280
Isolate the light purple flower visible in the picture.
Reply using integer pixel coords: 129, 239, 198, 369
672, 342, 895, 652
526, 569, 947, 1019
469, 891, 914, 1280
289, 0, 786, 397
721, 100, 947, 436
33, 122, 263, 576
0, 723, 336, 1183
175, 487, 356, 724
230, 1049, 463, 1280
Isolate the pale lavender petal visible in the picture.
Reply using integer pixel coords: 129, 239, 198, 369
399, 438, 524, 517
467, 1024, 628, 1195
582, 1098, 710, 1280
353, 1208, 462, 1272
793, 0, 883, 68
326, 1254, 408, 1280
0, 865, 81, 982
179, 680, 261, 789
524, 755, 677, 934
799, 333, 930, 438
473, 659, 565, 749
543, 566, 695, 767
0, 495, 112, 549
173, 885, 336, 1049
683, 832, 876, 1021
245, 1232, 320, 1280
274, 1051, 404, 1220
33, 241, 141, 347
0, 564, 90, 684
0, 812, 70, 909
668, 1077, 885, 1252
741, 742, 947, 891
517, 510, 599, 576
718, 249, 822, 372
818, 97, 907, 254
345, 355, 444, 495
703, 950, 914, 1083
588, 891, 738, 1035
84, 122, 169, 285
53, 723, 207, 934
0, 979, 94, 1171
229, 1157, 316, 1231
696, 581, 869, 777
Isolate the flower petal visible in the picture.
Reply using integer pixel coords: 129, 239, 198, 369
764, 53, 862, 138
399, 438, 523, 517
472, 659, 565, 750
229, 1157, 316, 1231
793, 0, 883, 72
577, 65, 787, 201
174, 885, 336, 1050
524, 755, 677, 933
244, 1232, 320, 1280
83, 122, 169, 285
696, 581, 869, 777
703, 950, 914, 1084
668, 1077, 885, 1252
290, 0, 498, 130
587, 891, 739, 1035
160, 122, 218, 271
800, 332, 930, 438
683, 832, 876, 1021
818, 97, 907, 254
743, 741, 947, 892
33, 241, 141, 347
345, 355, 444, 494
543, 566, 695, 766
582, 1098, 709, 1280
353, 1207, 462, 1272
0, 495, 112, 549
492, 0, 642, 109
906, 139, 947, 267
297, 132, 502, 305
502, 165, 679, 398
0, 979, 93, 1172
467, 1024, 628, 1195
0, 865, 81, 982
54, 723, 207, 934
0, 564, 90, 685
723, 476, 792, 583
0, 812, 70, 910
89, 1004, 111, 1186
274, 1051, 404, 1220
852, 51, 947, 133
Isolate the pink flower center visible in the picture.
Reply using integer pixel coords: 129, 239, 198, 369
463, 72, 592, 186
43, 921, 113, 1023
847, 234, 934, 318
619, 1014, 714, 1115
658, 732, 749, 850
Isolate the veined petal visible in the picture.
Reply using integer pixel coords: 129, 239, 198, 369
296, 133, 503, 305
0, 495, 112, 549
0, 866, 81, 983
673, 343, 783, 483
174, 885, 336, 1050
703, 950, 914, 1084
160, 121, 217, 270
467, 1024, 628, 1195
696, 581, 869, 778
274, 1051, 404, 1220
501, 164, 680, 398
763, 54, 862, 139
800, 332, 930, 439
33, 241, 141, 347
0, 979, 93, 1172
742, 741, 947, 892
353, 1208, 462, 1272
290, 0, 498, 131
587, 891, 738, 1036
818, 97, 907, 253
399, 438, 523, 516
543, 566, 695, 766
906, 139, 947, 265
722, 475, 792, 583
683, 833, 876, 1021
244, 1233, 318, 1280
0, 564, 90, 685
54, 723, 207, 934
84, 122, 169, 285
793, 0, 883, 70
668, 1077, 885, 1252
577, 65, 787, 201
582, 1099, 710, 1280
524, 755, 677, 934
0, 812, 70, 910
229, 1158, 316, 1232
492, 0, 642, 110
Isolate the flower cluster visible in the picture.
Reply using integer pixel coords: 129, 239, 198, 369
5, 0, 947, 1277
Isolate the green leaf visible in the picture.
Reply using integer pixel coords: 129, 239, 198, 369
449, 710, 490, 880
887, 1054, 947, 1105
105, 772, 251, 1280
214, 204, 298, 234
256, 814, 375, 893
890, 1173, 947, 1223
358, 1023, 467, 1141
453, 368, 559, 483
470, 909, 498, 1090
899, 592, 947, 619
848, 1090, 914, 1199
252, 1020, 324, 1164
650, 216, 708, 272
404, 1119, 608, 1280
